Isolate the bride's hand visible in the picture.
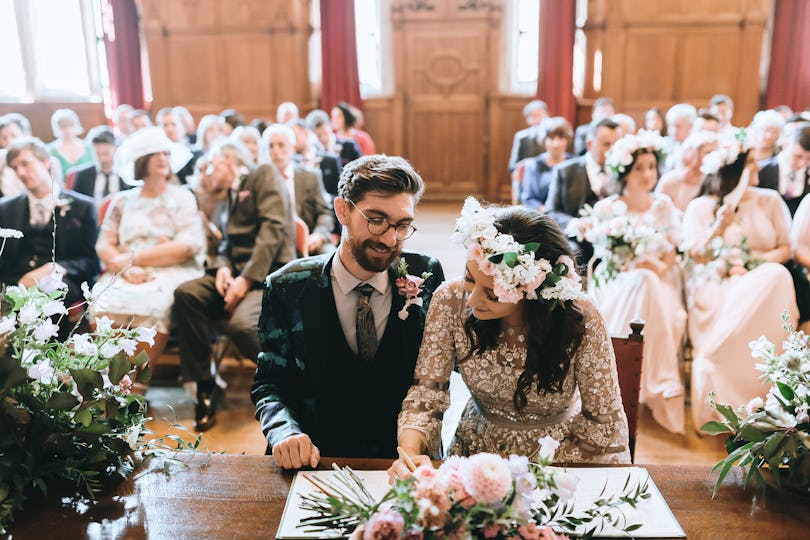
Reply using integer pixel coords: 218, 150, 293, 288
386, 454, 432, 484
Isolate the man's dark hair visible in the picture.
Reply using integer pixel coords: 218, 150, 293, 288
587, 118, 619, 140
86, 125, 116, 146
6, 136, 50, 167
790, 122, 810, 152
338, 154, 424, 203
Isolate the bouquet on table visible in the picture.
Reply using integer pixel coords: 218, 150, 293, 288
0, 228, 199, 531
702, 313, 810, 496
299, 437, 650, 540
565, 198, 678, 287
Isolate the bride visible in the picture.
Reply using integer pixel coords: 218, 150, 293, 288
391, 199, 630, 477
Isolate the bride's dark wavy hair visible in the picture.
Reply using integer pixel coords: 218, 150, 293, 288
696, 149, 750, 210
459, 206, 586, 411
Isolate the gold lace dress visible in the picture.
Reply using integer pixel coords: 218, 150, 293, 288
398, 279, 630, 464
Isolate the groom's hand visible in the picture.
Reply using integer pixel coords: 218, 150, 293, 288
273, 433, 320, 469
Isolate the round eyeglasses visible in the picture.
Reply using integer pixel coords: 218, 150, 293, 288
348, 200, 417, 240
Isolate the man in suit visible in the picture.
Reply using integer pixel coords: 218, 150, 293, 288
507, 99, 548, 173
70, 126, 130, 203
251, 155, 445, 469
759, 122, 810, 216
545, 118, 620, 267
0, 113, 31, 198
265, 123, 336, 254
573, 97, 615, 156
0, 137, 100, 334
173, 139, 296, 431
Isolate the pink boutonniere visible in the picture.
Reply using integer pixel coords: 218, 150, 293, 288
394, 258, 432, 320
55, 198, 72, 218
238, 190, 250, 203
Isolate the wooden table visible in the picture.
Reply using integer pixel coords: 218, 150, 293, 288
3, 455, 809, 539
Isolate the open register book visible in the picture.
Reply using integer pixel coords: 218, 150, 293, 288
277, 467, 685, 539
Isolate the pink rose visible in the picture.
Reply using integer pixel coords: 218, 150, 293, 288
363, 510, 404, 540
728, 264, 747, 276
468, 244, 484, 261
556, 255, 581, 283
397, 275, 424, 298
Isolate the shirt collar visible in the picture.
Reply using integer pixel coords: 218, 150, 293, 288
29, 186, 61, 205
331, 249, 390, 297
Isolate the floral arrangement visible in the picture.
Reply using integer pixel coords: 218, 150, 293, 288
693, 236, 762, 281
701, 313, 810, 497
0, 229, 201, 532
699, 128, 752, 175
394, 259, 432, 320
565, 198, 678, 287
451, 198, 583, 305
604, 129, 665, 176
298, 437, 650, 540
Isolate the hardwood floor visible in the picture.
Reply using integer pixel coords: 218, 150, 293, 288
145, 201, 728, 466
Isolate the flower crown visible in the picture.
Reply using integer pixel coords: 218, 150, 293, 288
700, 128, 752, 175
450, 197, 583, 304
604, 129, 665, 176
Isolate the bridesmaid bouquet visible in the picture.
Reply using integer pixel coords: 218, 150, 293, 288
565, 199, 677, 286
691, 236, 762, 281
702, 313, 810, 497
298, 437, 650, 540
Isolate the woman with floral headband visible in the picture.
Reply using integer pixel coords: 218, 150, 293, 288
683, 131, 798, 430
392, 199, 630, 472
585, 130, 686, 434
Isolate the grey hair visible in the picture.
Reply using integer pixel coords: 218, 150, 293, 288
666, 103, 697, 125
208, 138, 253, 168
50, 108, 83, 138
262, 123, 296, 147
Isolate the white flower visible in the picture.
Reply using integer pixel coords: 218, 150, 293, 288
0, 315, 16, 334
39, 271, 68, 294
118, 338, 138, 356
81, 281, 94, 302
99, 341, 122, 358
28, 358, 55, 384
744, 396, 764, 417
125, 425, 141, 450
749, 336, 775, 359
33, 320, 60, 343
41, 299, 68, 317
552, 471, 579, 501
95, 316, 114, 334
537, 436, 560, 462
134, 326, 157, 346
18, 302, 40, 325
765, 392, 797, 428
71, 333, 98, 357
0, 227, 24, 239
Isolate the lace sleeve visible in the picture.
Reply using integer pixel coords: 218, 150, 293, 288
565, 299, 631, 464
397, 281, 461, 458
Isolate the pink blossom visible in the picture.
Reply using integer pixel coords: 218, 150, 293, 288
468, 244, 484, 262
460, 453, 513, 505
119, 375, 133, 395
745, 396, 764, 417
439, 456, 475, 507
414, 470, 452, 528
396, 275, 424, 298
728, 265, 747, 277
363, 510, 404, 540
493, 281, 522, 304
556, 255, 581, 283
484, 524, 503, 538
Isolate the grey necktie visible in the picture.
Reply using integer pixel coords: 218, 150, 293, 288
355, 283, 377, 362
32, 201, 49, 226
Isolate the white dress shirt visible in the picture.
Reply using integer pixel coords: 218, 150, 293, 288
585, 153, 608, 196
93, 169, 120, 203
330, 251, 391, 354
28, 187, 61, 226
777, 151, 806, 197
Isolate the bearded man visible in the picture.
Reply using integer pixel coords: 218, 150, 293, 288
251, 154, 444, 469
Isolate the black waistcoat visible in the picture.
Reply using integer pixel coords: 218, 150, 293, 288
316, 288, 416, 459
7, 222, 54, 281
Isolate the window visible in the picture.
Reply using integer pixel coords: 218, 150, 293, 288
506, 0, 539, 94
354, 0, 391, 98
0, 0, 102, 102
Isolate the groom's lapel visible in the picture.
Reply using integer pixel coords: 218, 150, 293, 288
300, 254, 334, 390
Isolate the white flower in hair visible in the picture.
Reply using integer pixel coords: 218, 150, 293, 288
700, 128, 752, 175
605, 129, 665, 175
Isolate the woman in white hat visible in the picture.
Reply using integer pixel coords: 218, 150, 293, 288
90, 126, 205, 361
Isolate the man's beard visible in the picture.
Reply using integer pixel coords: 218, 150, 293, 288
349, 237, 401, 273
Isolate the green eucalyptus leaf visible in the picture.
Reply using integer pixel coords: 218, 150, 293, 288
133, 351, 150, 368
762, 432, 786, 460
502, 252, 518, 268
523, 242, 540, 253
488, 253, 504, 264
700, 421, 733, 435
714, 403, 741, 430
738, 425, 768, 443
75, 422, 110, 441
70, 368, 103, 401
776, 381, 795, 401
74, 407, 92, 427
108, 353, 130, 386
44, 392, 80, 411
136, 366, 152, 384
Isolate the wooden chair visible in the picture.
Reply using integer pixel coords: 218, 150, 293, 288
294, 216, 310, 258
511, 159, 528, 204
610, 319, 645, 463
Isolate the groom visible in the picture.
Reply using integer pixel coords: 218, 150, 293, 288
251, 155, 444, 469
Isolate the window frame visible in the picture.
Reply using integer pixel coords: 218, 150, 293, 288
354, 0, 392, 99
502, 0, 539, 95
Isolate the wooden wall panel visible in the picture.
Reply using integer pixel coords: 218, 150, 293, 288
0, 103, 106, 143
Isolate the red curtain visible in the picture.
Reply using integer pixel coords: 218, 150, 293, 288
320, 0, 363, 111
535, 0, 576, 123
102, 0, 145, 111
765, 0, 810, 112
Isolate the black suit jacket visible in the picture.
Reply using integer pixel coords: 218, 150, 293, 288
545, 156, 596, 230
71, 163, 133, 200
508, 126, 543, 172
0, 190, 100, 286
758, 157, 810, 216
317, 152, 342, 196
251, 251, 445, 453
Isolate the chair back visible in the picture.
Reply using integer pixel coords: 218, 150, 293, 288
294, 216, 309, 258
511, 159, 527, 204
97, 194, 115, 226
610, 319, 644, 463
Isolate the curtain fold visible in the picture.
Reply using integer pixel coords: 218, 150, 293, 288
765, 0, 810, 112
103, 0, 145, 111
320, 0, 363, 111
535, 0, 576, 123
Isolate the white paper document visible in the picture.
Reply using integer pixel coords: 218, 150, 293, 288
276, 467, 685, 539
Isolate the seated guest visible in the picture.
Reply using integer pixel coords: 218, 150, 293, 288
90, 127, 203, 361
219, 109, 245, 135
709, 94, 738, 136
683, 134, 797, 430
0, 137, 99, 335
663, 103, 697, 172
0, 113, 32, 198
157, 108, 200, 184
656, 131, 717, 212
790, 195, 810, 325
612, 113, 636, 138
71, 126, 131, 203
308, 109, 362, 167
129, 109, 153, 132
264, 123, 336, 255
173, 106, 197, 146
573, 97, 615, 156
507, 99, 548, 173
196, 114, 226, 153
231, 125, 268, 165
520, 117, 573, 212
545, 118, 620, 267
112, 104, 134, 140
758, 122, 810, 216
331, 102, 376, 156
750, 109, 784, 162
692, 110, 721, 134
277, 101, 299, 124
252, 155, 445, 468
644, 107, 667, 135
48, 109, 94, 179
174, 139, 296, 432
391, 200, 629, 471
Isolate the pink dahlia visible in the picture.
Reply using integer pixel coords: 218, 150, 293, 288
363, 509, 405, 540
459, 453, 513, 505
